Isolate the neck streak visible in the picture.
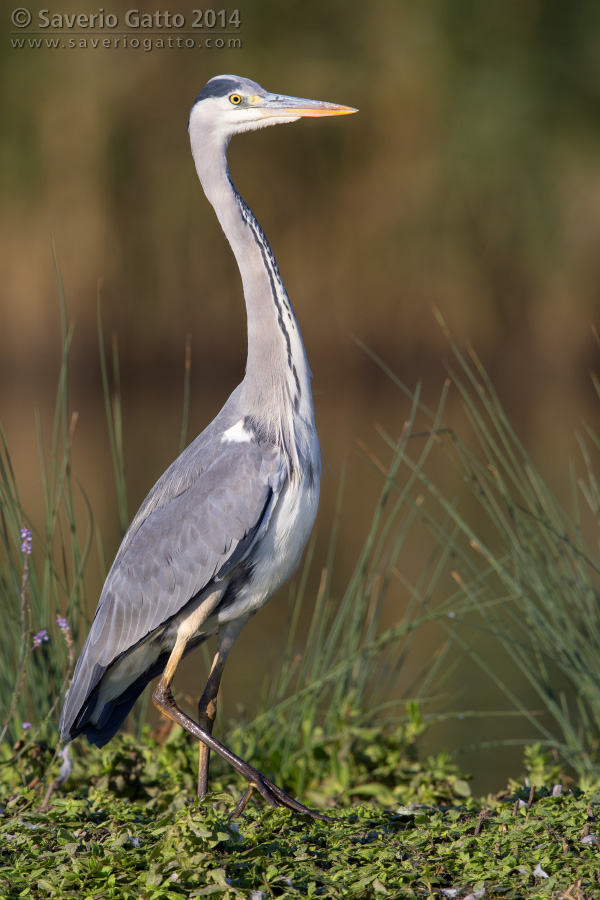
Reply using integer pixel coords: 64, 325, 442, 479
191, 131, 316, 470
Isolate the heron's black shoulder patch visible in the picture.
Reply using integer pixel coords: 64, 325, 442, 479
193, 77, 241, 105
244, 415, 269, 444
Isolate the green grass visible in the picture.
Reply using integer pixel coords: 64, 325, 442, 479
1, 733, 599, 899
355, 315, 600, 783
0, 252, 92, 749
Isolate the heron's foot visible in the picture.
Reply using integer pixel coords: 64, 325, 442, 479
229, 763, 334, 823
152, 680, 333, 822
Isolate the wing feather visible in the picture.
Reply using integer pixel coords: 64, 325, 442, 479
60, 434, 283, 740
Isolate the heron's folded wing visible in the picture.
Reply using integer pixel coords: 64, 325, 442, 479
60, 438, 283, 739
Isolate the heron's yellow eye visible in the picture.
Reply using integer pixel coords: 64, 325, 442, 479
229, 94, 242, 105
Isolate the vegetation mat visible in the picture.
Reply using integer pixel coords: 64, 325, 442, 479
1, 734, 599, 900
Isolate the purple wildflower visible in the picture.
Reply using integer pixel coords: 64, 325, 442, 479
21, 722, 32, 731
33, 629, 49, 648
56, 616, 70, 633
20, 525, 32, 556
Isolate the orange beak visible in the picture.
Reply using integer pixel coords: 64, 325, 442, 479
253, 92, 358, 119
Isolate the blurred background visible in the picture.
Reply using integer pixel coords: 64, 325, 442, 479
2, 0, 600, 793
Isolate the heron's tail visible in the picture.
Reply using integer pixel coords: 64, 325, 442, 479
60, 635, 209, 748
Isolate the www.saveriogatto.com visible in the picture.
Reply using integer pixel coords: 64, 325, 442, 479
9, 7, 243, 51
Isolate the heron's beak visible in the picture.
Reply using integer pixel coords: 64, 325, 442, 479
253, 92, 358, 118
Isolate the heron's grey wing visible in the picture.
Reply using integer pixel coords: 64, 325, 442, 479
60, 436, 283, 739
112, 408, 242, 564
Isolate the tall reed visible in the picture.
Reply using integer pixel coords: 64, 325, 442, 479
358, 319, 600, 782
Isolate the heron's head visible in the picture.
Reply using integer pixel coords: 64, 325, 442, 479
189, 74, 357, 145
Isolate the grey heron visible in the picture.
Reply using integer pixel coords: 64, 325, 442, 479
59, 74, 356, 821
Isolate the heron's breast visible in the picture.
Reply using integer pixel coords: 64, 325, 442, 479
215, 468, 320, 624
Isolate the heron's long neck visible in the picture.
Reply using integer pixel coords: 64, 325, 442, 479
192, 134, 315, 463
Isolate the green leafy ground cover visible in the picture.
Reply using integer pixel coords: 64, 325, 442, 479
1, 732, 599, 899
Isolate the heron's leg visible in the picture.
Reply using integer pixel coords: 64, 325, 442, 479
197, 626, 239, 799
197, 651, 221, 799
152, 636, 333, 823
